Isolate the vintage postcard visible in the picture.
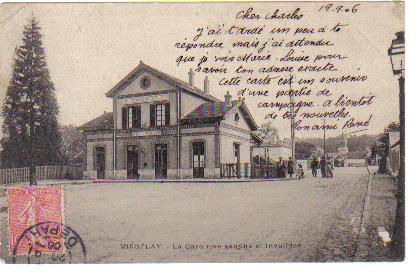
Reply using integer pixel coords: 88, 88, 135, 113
0, 1, 405, 264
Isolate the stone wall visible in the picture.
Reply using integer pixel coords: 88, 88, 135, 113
204, 168, 221, 179
105, 170, 127, 179
83, 170, 97, 179
138, 169, 154, 179
219, 129, 251, 164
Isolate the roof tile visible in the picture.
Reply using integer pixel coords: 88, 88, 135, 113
182, 101, 239, 120
79, 112, 113, 130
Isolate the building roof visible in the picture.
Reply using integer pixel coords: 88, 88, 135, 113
78, 99, 258, 131
78, 112, 113, 130
105, 61, 220, 102
182, 101, 240, 120
181, 100, 258, 131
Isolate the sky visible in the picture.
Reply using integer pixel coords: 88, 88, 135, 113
0, 2, 404, 139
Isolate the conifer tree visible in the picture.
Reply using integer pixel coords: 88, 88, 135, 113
1, 18, 62, 182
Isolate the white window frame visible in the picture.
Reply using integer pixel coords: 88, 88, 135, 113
128, 107, 133, 129
156, 104, 166, 126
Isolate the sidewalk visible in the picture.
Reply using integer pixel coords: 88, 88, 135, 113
91, 177, 295, 183
0, 177, 296, 211
354, 173, 398, 261
2, 176, 297, 187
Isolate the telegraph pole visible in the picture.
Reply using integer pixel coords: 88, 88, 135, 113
290, 74, 296, 173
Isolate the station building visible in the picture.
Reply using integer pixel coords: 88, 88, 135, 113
79, 61, 261, 179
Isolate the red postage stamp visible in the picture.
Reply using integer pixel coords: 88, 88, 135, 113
7, 186, 63, 255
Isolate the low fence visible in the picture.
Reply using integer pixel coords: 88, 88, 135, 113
35, 165, 83, 180
0, 165, 83, 184
0, 167, 30, 184
220, 163, 282, 179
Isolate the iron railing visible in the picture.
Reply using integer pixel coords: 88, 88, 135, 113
220, 163, 286, 179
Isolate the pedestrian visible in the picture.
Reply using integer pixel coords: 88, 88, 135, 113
320, 156, 327, 178
278, 158, 286, 178
311, 157, 319, 178
325, 160, 333, 178
296, 164, 304, 179
276, 159, 281, 178
287, 157, 294, 178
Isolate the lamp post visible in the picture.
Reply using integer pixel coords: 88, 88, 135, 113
323, 117, 326, 158
388, 31, 405, 260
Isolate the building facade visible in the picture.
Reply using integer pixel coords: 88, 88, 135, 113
79, 62, 260, 180
388, 131, 400, 176
251, 140, 292, 163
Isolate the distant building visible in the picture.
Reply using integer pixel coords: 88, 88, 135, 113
313, 147, 324, 158
345, 151, 367, 167
336, 133, 348, 155
327, 152, 338, 158
251, 139, 292, 163
262, 130, 280, 145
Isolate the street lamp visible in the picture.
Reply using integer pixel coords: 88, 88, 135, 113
388, 31, 405, 76
388, 30, 405, 260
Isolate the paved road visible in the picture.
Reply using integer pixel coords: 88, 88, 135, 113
1, 167, 369, 263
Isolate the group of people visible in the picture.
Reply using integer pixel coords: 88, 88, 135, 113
275, 156, 332, 180
277, 158, 305, 180
311, 156, 333, 178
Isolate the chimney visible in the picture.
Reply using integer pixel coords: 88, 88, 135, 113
224, 91, 232, 106
188, 68, 194, 87
204, 76, 209, 94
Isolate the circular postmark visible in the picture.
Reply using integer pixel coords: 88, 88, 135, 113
12, 221, 86, 264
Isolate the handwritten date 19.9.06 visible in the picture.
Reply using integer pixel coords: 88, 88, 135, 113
318, 4, 360, 14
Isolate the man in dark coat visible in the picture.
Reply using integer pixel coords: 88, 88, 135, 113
277, 158, 286, 178
287, 157, 294, 178
311, 157, 319, 178
280, 162, 287, 178
319, 156, 327, 178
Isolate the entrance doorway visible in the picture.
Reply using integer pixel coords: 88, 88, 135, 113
233, 143, 241, 178
127, 145, 139, 179
96, 146, 106, 179
192, 142, 205, 178
155, 144, 167, 179
233, 143, 240, 164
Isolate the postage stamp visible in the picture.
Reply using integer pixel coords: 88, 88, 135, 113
7, 186, 63, 255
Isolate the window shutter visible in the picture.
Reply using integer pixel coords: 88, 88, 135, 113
131, 107, 137, 128
165, 104, 170, 126
150, 104, 155, 127
122, 107, 127, 129
135, 106, 141, 128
